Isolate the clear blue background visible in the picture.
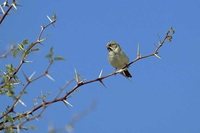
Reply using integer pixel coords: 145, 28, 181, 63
1, 0, 200, 132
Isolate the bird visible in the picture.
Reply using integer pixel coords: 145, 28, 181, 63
106, 41, 132, 78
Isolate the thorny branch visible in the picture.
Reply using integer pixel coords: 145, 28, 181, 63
0, 18, 56, 89
0, 62, 52, 120
127, 27, 174, 67
0, 27, 175, 131
0, 0, 16, 25
0, 15, 56, 131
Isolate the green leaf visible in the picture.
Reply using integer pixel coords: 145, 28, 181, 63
6, 64, 15, 75
50, 47, 54, 55
52, 14, 57, 21
12, 49, 19, 57
22, 39, 29, 45
45, 47, 54, 63
54, 56, 64, 61
18, 44, 24, 51
4, 115, 14, 123
6, 89, 14, 97
6, 65, 14, 73
5, 127, 14, 133
11, 46, 19, 57
30, 48, 40, 52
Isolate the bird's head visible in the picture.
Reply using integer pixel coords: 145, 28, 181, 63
106, 41, 121, 52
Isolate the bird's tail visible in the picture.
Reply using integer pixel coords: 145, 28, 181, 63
121, 69, 132, 78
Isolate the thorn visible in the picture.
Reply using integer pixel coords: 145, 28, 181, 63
116, 69, 123, 73
0, 5, 5, 14
24, 60, 33, 63
38, 38, 46, 43
158, 41, 162, 46
98, 69, 103, 78
22, 70, 29, 82
154, 53, 161, 59
12, 2, 17, 10
17, 125, 20, 133
41, 25, 44, 31
137, 43, 141, 58
63, 99, 73, 107
51, 14, 57, 22
3, 0, 9, 7
3, 71, 6, 75
47, 15, 53, 23
33, 99, 38, 106
28, 71, 36, 80
13, 82, 20, 85
47, 14, 56, 27
45, 73, 55, 82
18, 99, 27, 107
170, 27, 175, 34
99, 80, 106, 88
74, 69, 82, 84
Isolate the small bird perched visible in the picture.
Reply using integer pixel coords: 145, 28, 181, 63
106, 41, 132, 78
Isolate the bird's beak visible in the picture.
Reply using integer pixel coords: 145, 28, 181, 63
107, 45, 112, 51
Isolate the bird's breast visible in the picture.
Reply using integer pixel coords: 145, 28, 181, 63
108, 51, 129, 69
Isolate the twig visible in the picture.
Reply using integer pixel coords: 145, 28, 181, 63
18, 107, 46, 129
127, 27, 175, 67
0, 4, 13, 25
54, 79, 74, 99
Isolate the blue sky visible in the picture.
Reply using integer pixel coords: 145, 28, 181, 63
1, 0, 200, 132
